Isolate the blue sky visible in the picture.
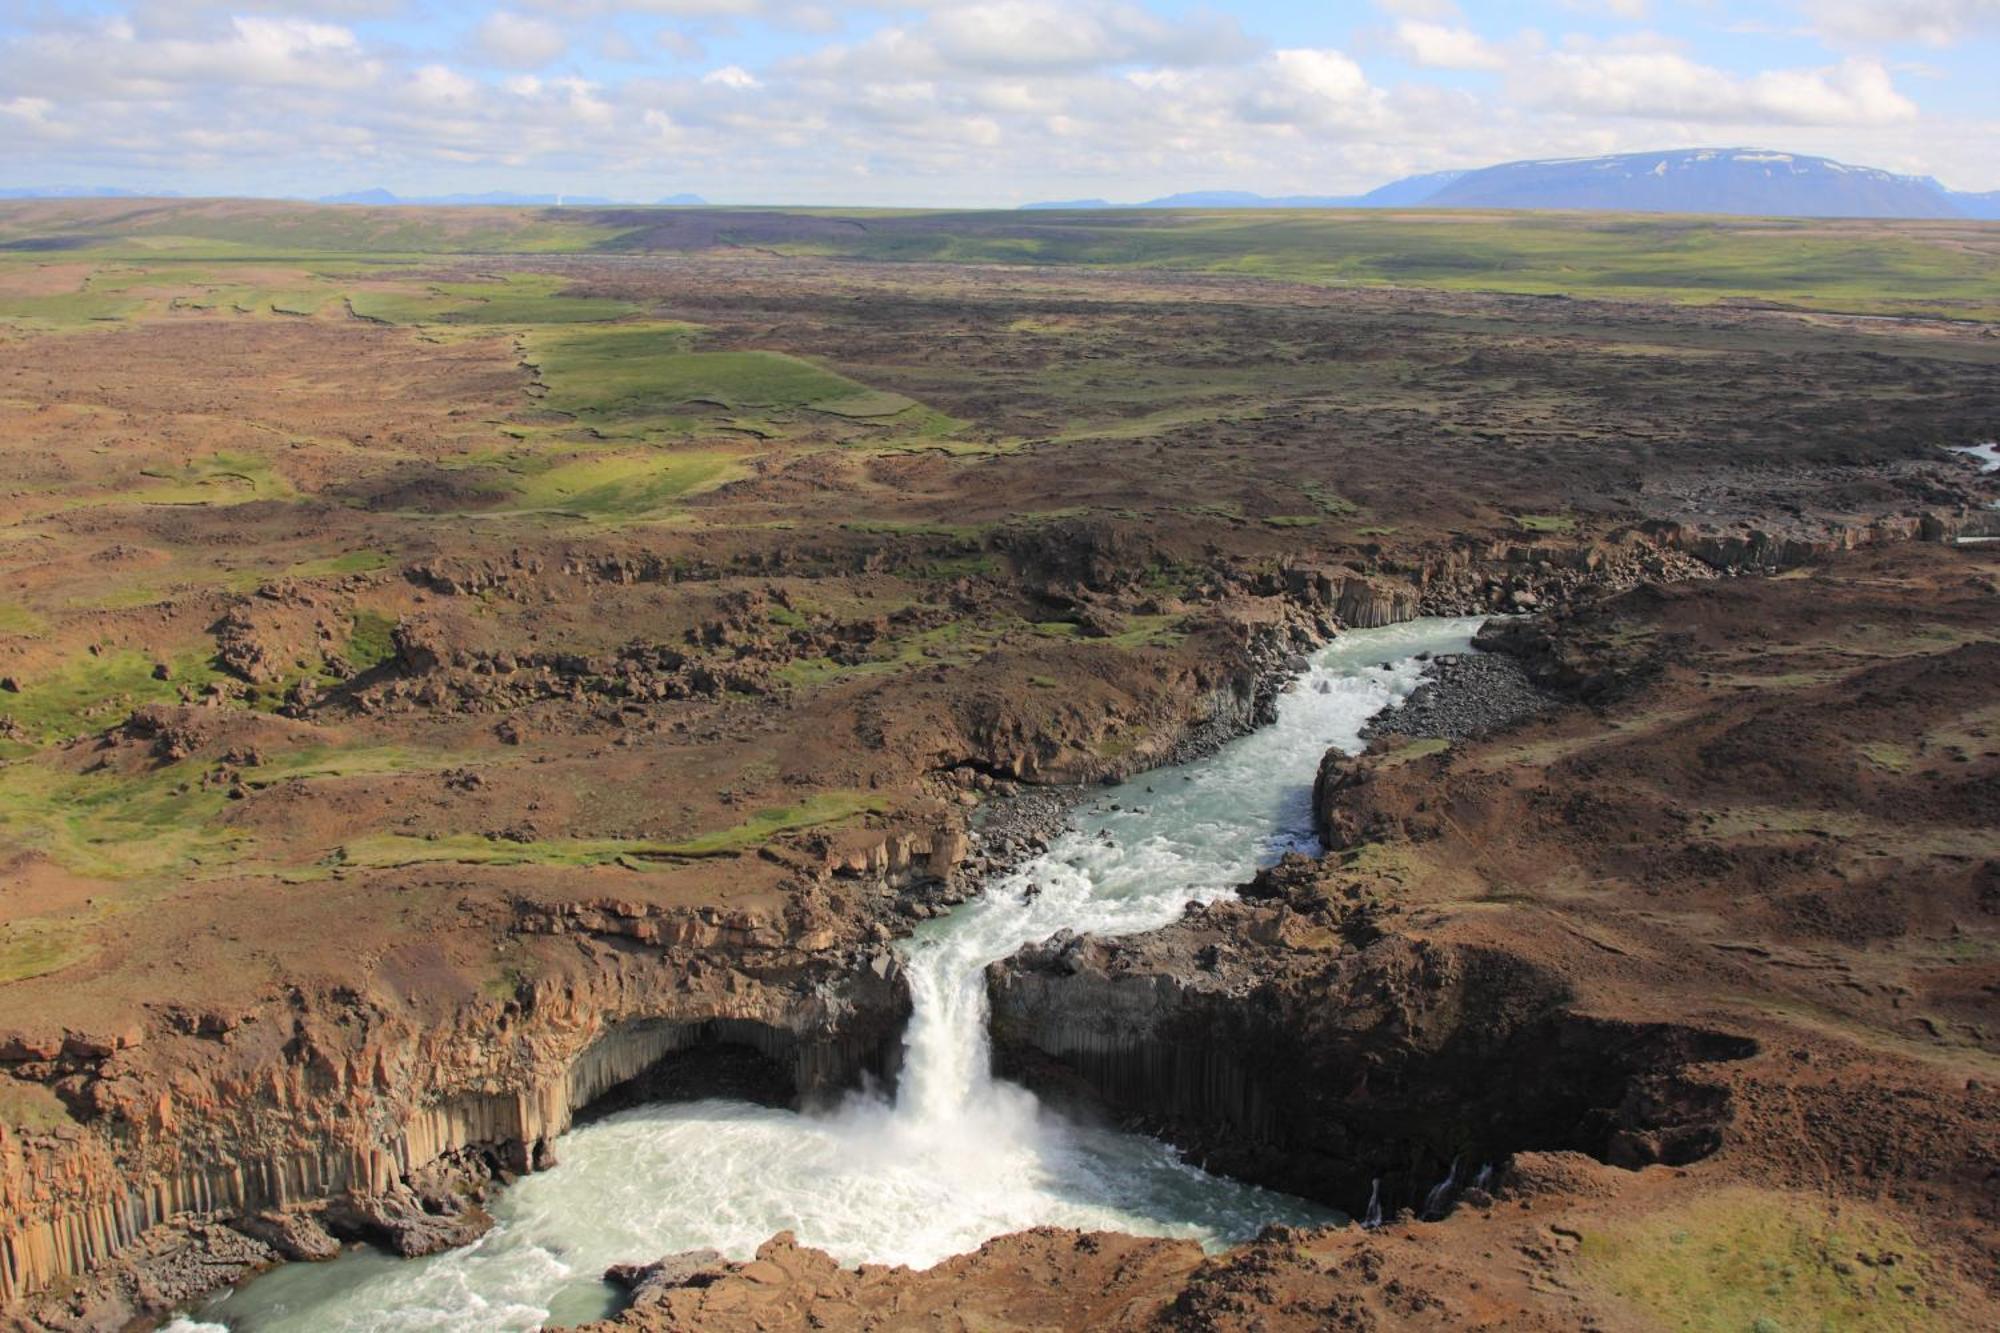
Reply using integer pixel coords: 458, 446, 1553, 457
2, 1, 1995, 203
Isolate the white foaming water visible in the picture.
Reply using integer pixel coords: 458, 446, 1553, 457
1951, 442, 2000, 474
174, 617, 1484, 1333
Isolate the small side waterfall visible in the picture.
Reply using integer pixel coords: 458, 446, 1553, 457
1421, 1157, 1461, 1221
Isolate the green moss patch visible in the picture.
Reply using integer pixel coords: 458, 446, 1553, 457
1580, 1188, 1950, 1331
526, 324, 920, 428
0, 648, 223, 745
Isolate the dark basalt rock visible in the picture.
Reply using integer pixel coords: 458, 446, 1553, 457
986, 880, 1757, 1220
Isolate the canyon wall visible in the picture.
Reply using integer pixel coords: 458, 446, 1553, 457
0, 895, 909, 1320
986, 858, 1756, 1216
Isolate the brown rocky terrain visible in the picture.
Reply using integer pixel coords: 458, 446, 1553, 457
973, 539, 1998, 1328
0, 218, 1996, 1329
575, 539, 1998, 1332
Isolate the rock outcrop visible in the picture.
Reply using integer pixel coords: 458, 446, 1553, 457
987, 857, 1757, 1220
0, 886, 910, 1325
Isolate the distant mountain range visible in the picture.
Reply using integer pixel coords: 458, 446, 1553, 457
316, 189, 707, 207
1023, 149, 2000, 220
5, 150, 1995, 219
0, 187, 704, 207
1021, 171, 1465, 212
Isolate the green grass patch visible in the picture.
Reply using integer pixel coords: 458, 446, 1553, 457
430, 274, 637, 324
287, 549, 393, 579
0, 754, 240, 880
345, 611, 397, 671
347, 273, 637, 326
0, 289, 148, 328
97, 451, 295, 509
346, 289, 457, 324
1512, 513, 1578, 534
0, 649, 222, 744
1856, 740, 1918, 774
0, 603, 50, 638
527, 324, 919, 425
1264, 514, 1322, 529
0, 923, 96, 984
0, 1079, 72, 1131
1580, 1188, 1950, 1331
777, 210, 2000, 319
493, 450, 741, 517
1303, 485, 1360, 517
1376, 736, 1450, 767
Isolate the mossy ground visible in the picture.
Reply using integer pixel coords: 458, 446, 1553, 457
1578, 1188, 1949, 1332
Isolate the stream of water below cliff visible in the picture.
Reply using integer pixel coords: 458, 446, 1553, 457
174, 616, 1485, 1333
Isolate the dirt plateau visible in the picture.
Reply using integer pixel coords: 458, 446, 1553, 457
0, 257, 1997, 1331
10, 537, 1994, 1331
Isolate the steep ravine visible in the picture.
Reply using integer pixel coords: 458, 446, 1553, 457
0, 596, 1318, 1329
2, 507, 1984, 1329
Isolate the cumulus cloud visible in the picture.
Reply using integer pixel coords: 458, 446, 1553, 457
409, 64, 479, 107
1807, 0, 2000, 47
1392, 20, 1508, 70
1530, 51, 1918, 125
473, 11, 567, 69
701, 64, 760, 88
1560, 0, 1650, 18
926, 1, 1260, 73
0, 2, 1985, 203
3, 15, 380, 100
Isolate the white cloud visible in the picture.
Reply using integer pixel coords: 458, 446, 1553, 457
1807, 0, 2000, 47
474, 11, 567, 69
0, 1, 1986, 203
1531, 51, 1918, 125
1269, 49, 1374, 102
5, 15, 380, 99
927, 1, 1260, 73
409, 64, 478, 107
1371, 0, 1462, 17
1559, 0, 1650, 18
1392, 20, 1508, 70
1, 96, 54, 122
701, 64, 760, 89
655, 28, 707, 60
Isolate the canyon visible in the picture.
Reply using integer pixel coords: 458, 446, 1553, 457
0, 209, 1996, 1330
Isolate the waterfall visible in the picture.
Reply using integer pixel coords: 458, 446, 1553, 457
1421, 1157, 1462, 1221
178, 618, 1489, 1333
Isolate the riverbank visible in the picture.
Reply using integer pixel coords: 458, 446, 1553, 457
968, 539, 2000, 1330
559, 538, 2000, 1332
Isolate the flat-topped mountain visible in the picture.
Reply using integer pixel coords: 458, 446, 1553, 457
1424, 147, 1966, 218
1029, 148, 1995, 219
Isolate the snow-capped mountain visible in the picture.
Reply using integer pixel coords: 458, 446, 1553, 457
1419, 148, 1964, 218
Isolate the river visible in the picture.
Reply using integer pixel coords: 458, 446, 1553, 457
172, 616, 1485, 1331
